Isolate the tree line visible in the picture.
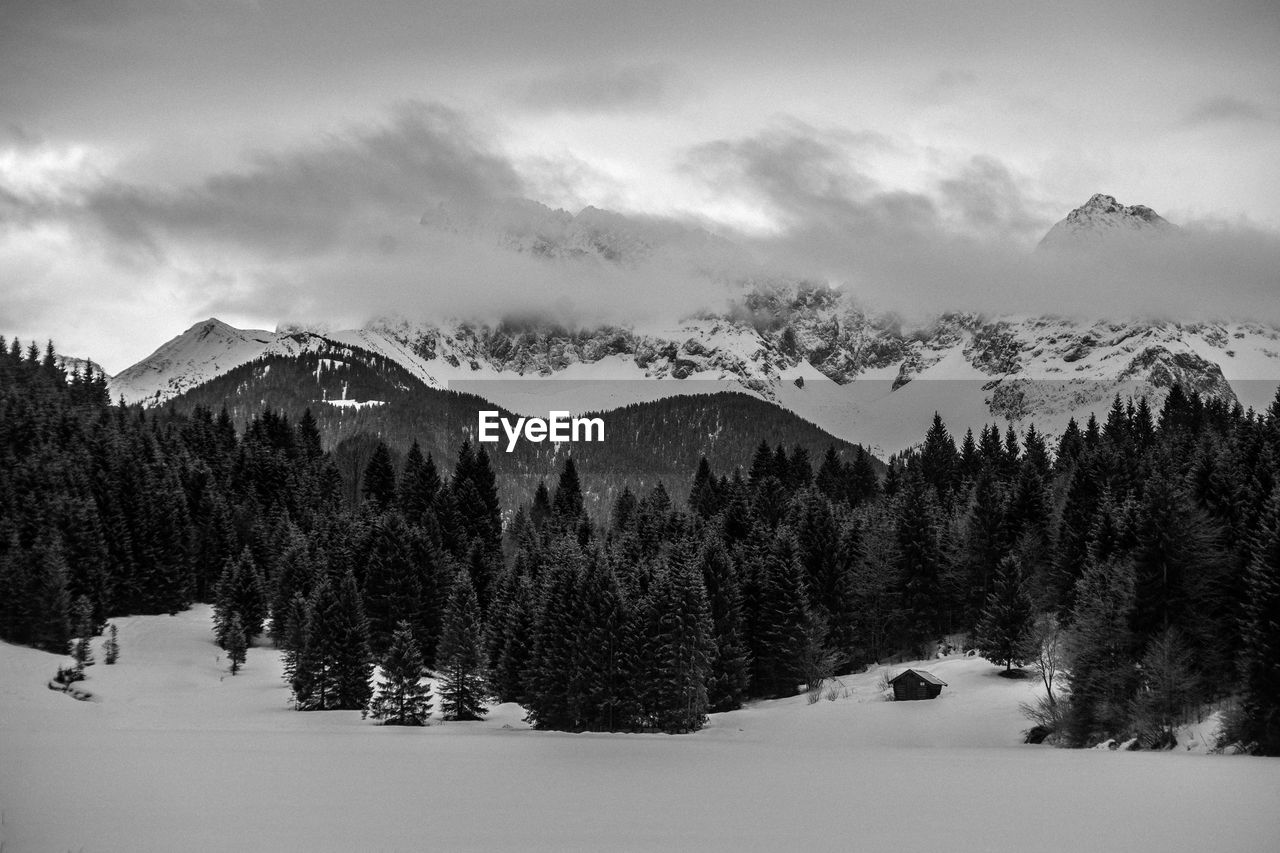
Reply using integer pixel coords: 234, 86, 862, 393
1, 337, 1277, 751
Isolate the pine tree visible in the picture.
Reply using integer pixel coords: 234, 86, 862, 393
31, 534, 72, 653
551, 457, 584, 527
490, 569, 536, 704
436, 568, 488, 721
103, 623, 119, 664
294, 571, 374, 711
214, 548, 268, 646
399, 441, 439, 523
362, 441, 397, 509
697, 535, 751, 712
750, 534, 811, 699
570, 551, 632, 731
281, 592, 311, 692
368, 621, 433, 726
226, 612, 248, 675
641, 559, 714, 733
524, 542, 584, 729
1065, 557, 1138, 745
360, 514, 425, 656
1237, 492, 1280, 754
919, 413, 958, 504
71, 594, 95, 667
895, 476, 948, 651
689, 456, 721, 519
973, 557, 1035, 673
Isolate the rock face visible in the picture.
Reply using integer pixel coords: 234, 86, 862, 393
1037, 193, 1176, 250
104, 194, 1280, 454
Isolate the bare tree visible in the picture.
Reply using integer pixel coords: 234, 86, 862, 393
1020, 613, 1067, 742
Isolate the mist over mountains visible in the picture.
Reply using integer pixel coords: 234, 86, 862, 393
98, 195, 1280, 459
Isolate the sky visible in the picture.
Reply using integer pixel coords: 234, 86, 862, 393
1, 0, 1278, 372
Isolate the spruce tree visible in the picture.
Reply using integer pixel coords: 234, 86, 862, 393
551, 457, 584, 527
226, 612, 248, 675
689, 456, 721, 519
31, 534, 71, 653
490, 569, 536, 704
1237, 492, 1280, 754
362, 441, 397, 509
524, 547, 583, 729
436, 568, 488, 721
894, 476, 948, 652
1065, 557, 1138, 745
641, 559, 714, 733
973, 557, 1035, 673
697, 535, 751, 712
294, 571, 374, 711
214, 548, 268, 645
71, 594, 95, 667
399, 441, 439, 523
751, 534, 811, 698
570, 552, 632, 731
104, 623, 119, 664
281, 592, 311, 693
369, 621, 432, 726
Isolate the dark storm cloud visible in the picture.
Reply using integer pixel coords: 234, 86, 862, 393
512, 64, 686, 114
1182, 96, 1273, 127
76, 103, 525, 258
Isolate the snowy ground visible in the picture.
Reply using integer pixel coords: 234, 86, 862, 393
2, 608, 1277, 852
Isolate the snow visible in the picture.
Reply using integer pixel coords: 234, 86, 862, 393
322, 399, 387, 410
2, 609, 1278, 852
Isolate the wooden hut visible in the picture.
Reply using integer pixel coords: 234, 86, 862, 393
889, 669, 947, 701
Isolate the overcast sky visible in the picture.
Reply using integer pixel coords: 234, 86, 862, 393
2, 0, 1278, 372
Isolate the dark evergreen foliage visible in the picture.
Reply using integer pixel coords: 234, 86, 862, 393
293, 571, 374, 711
4, 341, 1279, 747
225, 612, 248, 675
973, 557, 1035, 672
368, 621, 433, 726
436, 568, 489, 721
103, 623, 119, 664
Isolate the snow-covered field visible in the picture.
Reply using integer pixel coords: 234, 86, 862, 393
2, 608, 1277, 852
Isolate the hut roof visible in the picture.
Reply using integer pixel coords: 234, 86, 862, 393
888, 668, 948, 687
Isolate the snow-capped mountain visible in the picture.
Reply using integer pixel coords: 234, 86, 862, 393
1037, 193, 1176, 250
106, 196, 1280, 455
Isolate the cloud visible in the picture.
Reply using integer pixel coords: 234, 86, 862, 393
73, 102, 526, 259
682, 123, 1280, 324
5, 105, 1280, 374
511, 63, 686, 114
937, 156, 1058, 241
1181, 96, 1272, 126
0, 101, 745, 365
682, 122, 903, 232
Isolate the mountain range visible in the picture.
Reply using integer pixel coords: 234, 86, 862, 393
106, 195, 1280, 457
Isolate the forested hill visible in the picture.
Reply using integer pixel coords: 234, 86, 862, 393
5, 335, 1279, 751
164, 341, 878, 512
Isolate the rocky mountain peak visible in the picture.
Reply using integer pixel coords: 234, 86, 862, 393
1038, 193, 1175, 250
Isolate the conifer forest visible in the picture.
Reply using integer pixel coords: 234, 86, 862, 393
2, 338, 1278, 753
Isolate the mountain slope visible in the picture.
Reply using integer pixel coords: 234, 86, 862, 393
165, 341, 876, 511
